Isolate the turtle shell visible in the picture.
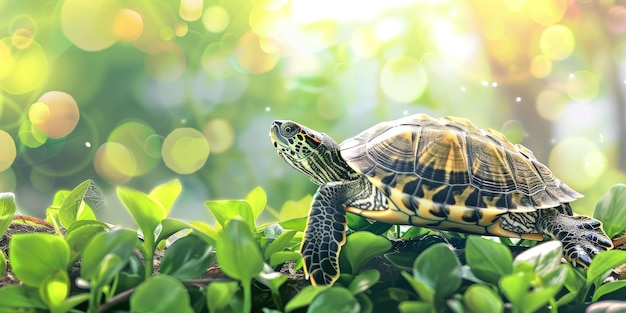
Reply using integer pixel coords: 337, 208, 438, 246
339, 114, 581, 237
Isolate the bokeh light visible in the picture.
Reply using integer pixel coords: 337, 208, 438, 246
0, 130, 16, 172
0, 168, 16, 192
111, 9, 144, 42
202, 119, 235, 154
28, 91, 79, 139
350, 26, 380, 58
61, 0, 119, 51
536, 88, 568, 121
235, 31, 279, 74
162, 128, 210, 174
179, 0, 203, 22
94, 142, 136, 184
202, 5, 230, 33
566, 70, 599, 103
549, 137, 606, 190
108, 121, 161, 176
253, 0, 288, 11
500, 120, 525, 144
131, 0, 177, 53
18, 120, 47, 148
530, 55, 552, 78
144, 44, 186, 82
380, 56, 428, 103
527, 0, 566, 26
539, 25, 575, 61
0, 37, 48, 94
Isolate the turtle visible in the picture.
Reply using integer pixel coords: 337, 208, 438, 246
269, 113, 613, 286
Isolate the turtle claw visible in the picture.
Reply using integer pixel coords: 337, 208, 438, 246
541, 213, 613, 268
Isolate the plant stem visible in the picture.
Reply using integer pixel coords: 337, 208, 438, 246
243, 279, 252, 313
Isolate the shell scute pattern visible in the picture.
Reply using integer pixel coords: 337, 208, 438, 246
340, 115, 582, 220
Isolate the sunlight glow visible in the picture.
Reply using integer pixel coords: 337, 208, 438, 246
291, 0, 419, 23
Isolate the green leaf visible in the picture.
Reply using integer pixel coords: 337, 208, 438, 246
276, 195, 312, 222
246, 186, 267, 220
58, 180, 101, 228
348, 269, 380, 295
307, 287, 360, 313
160, 235, 214, 279
285, 286, 328, 313
594, 184, 626, 238
148, 179, 182, 215
463, 284, 503, 313
465, 236, 512, 284
342, 232, 391, 273
93, 254, 127, 290
500, 265, 568, 313
51, 294, 91, 313
206, 281, 239, 313
411, 243, 462, 303
401, 226, 429, 240
269, 251, 302, 268
130, 275, 193, 313
65, 220, 109, 261
0, 285, 46, 309
279, 217, 308, 232
216, 218, 264, 282
264, 229, 297, 260
117, 186, 167, 245
80, 228, 137, 281
346, 214, 392, 234
513, 240, 562, 276
592, 280, 626, 302
10, 234, 70, 287
0, 193, 17, 236
257, 265, 289, 310
156, 218, 194, 245
398, 301, 434, 313
402, 271, 434, 303
587, 250, 626, 285
39, 269, 69, 308
206, 200, 255, 232
384, 252, 419, 270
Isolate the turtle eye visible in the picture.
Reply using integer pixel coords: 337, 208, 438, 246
280, 122, 299, 138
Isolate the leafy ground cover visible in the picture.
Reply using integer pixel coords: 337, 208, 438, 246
0, 180, 626, 313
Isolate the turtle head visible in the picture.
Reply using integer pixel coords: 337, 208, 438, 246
270, 120, 353, 185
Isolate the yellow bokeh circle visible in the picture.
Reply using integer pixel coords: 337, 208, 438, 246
527, 0, 567, 26
548, 137, 606, 190
202, 5, 230, 33
60, 0, 119, 51
566, 70, 599, 103
536, 89, 568, 121
111, 9, 143, 42
28, 91, 79, 139
235, 32, 279, 74
202, 119, 234, 154
0, 37, 48, 95
0, 130, 16, 172
351, 26, 380, 58
380, 56, 428, 103
93, 142, 135, 183
530, 55, 552, 78
179, 0, 203, 21
162, 128, 210, 174
18, 120, 47, 148
540, 24, 574, 61
109, 121, 161, 176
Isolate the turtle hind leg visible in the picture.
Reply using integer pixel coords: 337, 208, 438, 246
537, 208, 614, 267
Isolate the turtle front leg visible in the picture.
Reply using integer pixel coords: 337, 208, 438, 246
302, 179, 366, 285
537, 208, 614, 267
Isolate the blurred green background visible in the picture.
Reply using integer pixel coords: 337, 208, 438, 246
0, 0, 625, 226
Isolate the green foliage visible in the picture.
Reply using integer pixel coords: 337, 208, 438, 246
0, 193, 17, 236
1, 181, 626, 313
594, 184, 626, 238
130, 275, 194, 313
10, 234, 70, 287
